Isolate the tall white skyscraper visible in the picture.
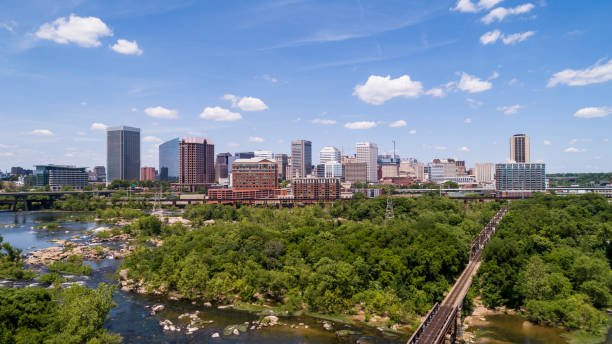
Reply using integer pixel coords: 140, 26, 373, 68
475, 162, 495, 184
356, 142, 378, 183
319, 146, 341, 164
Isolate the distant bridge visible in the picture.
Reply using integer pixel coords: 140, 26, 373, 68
0, 190, 115, 211
407, 205, 510, 344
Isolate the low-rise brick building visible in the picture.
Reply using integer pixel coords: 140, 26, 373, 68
292, 177, 341, 201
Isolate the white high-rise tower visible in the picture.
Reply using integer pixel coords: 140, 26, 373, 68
356, 142, 378, 183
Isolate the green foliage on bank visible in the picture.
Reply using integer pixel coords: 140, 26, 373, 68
0, 283, 121, 343
47, 255, 93, 276
0, 236, 36, 280
477, 194, 612, 333
121, 197, 501, 323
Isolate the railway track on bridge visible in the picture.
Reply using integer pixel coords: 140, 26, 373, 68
408, 205, 509, 344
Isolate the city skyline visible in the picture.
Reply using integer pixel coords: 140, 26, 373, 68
0, 1, 611, 172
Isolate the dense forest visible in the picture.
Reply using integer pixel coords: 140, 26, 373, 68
120, 197, 501, 325
476, 194, 612, 333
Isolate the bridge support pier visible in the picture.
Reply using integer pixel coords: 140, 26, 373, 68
11, 199, 17, 212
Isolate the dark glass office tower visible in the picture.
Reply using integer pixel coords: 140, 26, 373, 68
159, 137, 179, 181
107, 126, 141, 182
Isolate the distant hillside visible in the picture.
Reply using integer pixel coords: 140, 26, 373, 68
547, 173, 612, 187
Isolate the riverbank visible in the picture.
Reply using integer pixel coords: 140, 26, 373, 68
1, 210, 408, 343
463, 298, 612, 344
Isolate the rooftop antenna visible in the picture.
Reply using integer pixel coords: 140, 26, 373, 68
392, 140, 396, 159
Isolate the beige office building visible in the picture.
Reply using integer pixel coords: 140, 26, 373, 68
510, 134, 530, 163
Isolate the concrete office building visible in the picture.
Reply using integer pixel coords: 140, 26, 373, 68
231, 158, 278, 189
107, 126, 140, 182
159, 138, 179, 181
177, 138, 215, 191
356, 142, 378, 183
510, 134, 530, 163
342, 157, 367, 183
319, 146, 341, 164
291, 140, 312, 178
234, 152, 255, 159
93, 166, 106, 182
141, 167, 157, 181
495, 163, 545, 192
274, 154, 289, 181
475, 163, 495, 185
215, 153, 233, 182
34, 165, 88, 190
400, 160, 424, 181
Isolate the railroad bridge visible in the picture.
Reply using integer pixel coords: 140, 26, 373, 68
0, 191, 114, 211
407, 205, 510, 344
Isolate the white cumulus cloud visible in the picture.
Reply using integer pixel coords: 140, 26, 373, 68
452, 0, 503, 12
35, 14, 112, 47
144, 106, 179, 119
480, 30, 502, 45
564, 147, 586, 153
311, 118, 336, 125
111, 39, 142, 55
481, 30, 535, 45
389, 120, 407, 128
458, 73, 492, 93
199, 106, 242, 121
90, 122, 108, 131
353, 75, 425, 105
223, 94, 268, 111
543, 140, 552, 145
573, 106, 612, 118
409, 130, 417, 134
502, 31, 535, 44
497, 104, 522, 114
458, 146, 470, 152
30, 129, 54, 136
464, 118, 473, 123
548, 59, 612, 87
425, 88, 446, 97
249, 136, 264, 143
344, 121, 377, 130
482, 3, 535, 24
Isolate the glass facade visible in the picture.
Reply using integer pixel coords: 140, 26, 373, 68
107, 126, 140, 182
159, 138, 179, 181
495, 163, 545, 191
34, 165, 88, 190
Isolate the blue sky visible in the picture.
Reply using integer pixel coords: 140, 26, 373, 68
0, 0, 611, 173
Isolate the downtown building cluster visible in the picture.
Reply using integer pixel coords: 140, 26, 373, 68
7, 126, 549, 197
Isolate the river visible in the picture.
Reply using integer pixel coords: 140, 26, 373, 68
1, 211, 610, 344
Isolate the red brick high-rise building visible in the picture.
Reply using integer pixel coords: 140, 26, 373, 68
140, 167, 157, 181
177, 138, 215, 191
232, 158, 278, 189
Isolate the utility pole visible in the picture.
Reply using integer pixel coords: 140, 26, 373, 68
385, 186, 394, 221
